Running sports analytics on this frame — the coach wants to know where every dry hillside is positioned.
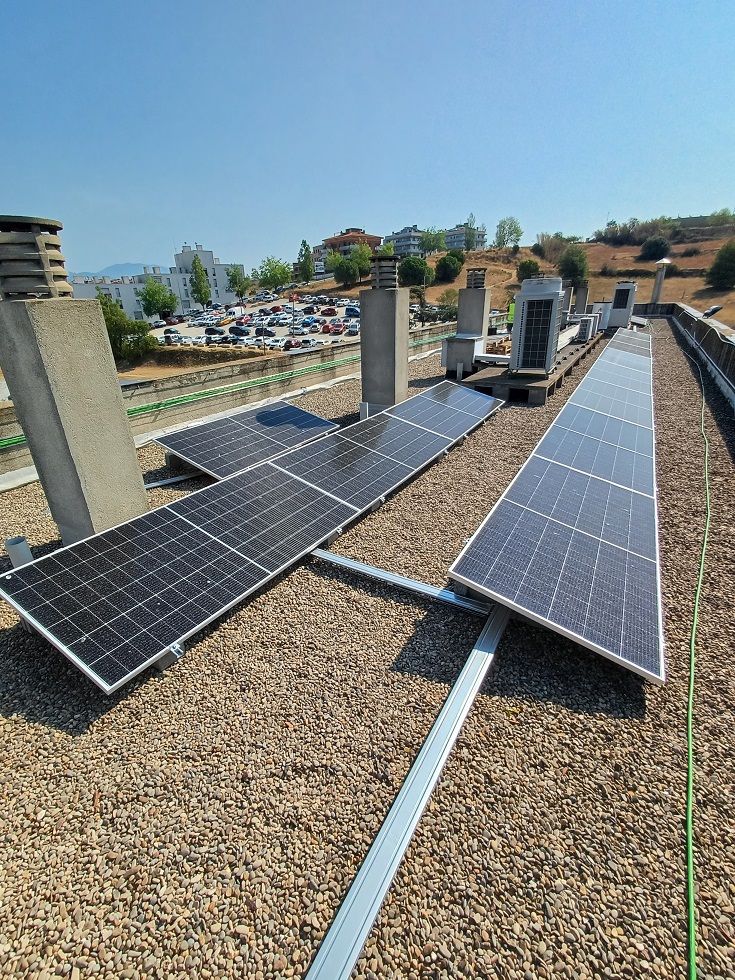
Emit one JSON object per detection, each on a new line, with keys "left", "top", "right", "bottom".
{"left": 315, "top": 236, "right": 735, "bottom": 325}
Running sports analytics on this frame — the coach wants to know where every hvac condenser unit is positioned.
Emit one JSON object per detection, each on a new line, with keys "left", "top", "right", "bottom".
{"left": 608, "top": 281, "right": 637, "bottom": 329}
{"left": 577, "top": 314, "right": 598, "bottom": 343}
{"left": 509, "top": 277, "right": 564, "bottom": 376}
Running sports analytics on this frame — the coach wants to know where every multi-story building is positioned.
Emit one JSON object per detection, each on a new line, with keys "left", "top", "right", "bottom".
{"left": 311, "top": 227, "right": 382, "bottom": 269}
{"left": 382, "top": 225, "right": 423, "bottom": 257}
{"left": 444, "top": 223, "right": 487, "bottom": 252}
{"left": 71, "top": 244, "right": 246, "bottom": 320}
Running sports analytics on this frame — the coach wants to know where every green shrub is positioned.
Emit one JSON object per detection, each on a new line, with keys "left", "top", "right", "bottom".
{"left": 639, "top": 236, "right": 671, "bottom": 261}
{"left": 517, "top": 259, "right": 541, "bottom": 282}
{"left": 434, "top": 255, "right": 463, "bottom": 283}
{"left": 680, "top": 247, "right": 701, "bottom": 257}
{"left": 398, "top": 256, "right": 434, "bottom": 287}
{"left": 705, "top": 240, "right": 735, "bottom": 288}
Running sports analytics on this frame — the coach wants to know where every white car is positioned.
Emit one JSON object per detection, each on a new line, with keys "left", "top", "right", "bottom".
{"left": 267, "top": 337, "right": 287, "bottom": 350}
{"left": 336, "top": 299, "right": 349, "bottom": 307}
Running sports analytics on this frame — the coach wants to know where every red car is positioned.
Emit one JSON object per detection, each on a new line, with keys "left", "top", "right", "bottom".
{"left": 321, "top": 324, "right": 332, "bottom": 334}
{"left": 269, "top": 306, "right": 283, "bottom": 314}
{"left": 235, "top": 315, "right": 251, "bottom": 326}
{"left": 331, "top": 324, "right": 345, "bottom": 335}
{"left": 321, "top": 307, "right": 337, "bottom": 316}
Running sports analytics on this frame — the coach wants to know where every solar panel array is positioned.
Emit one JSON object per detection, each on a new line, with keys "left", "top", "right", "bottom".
{"left": 450, "top": 330, "right": 665, "bottom": 683}
{"left": 154, "top": 401, "right": 338, "bottom": 479}
{"left": 1, "top": 383, "right": 503, "bottom": 694}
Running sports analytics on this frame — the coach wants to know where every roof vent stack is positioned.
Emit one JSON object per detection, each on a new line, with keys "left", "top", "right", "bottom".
{"left": 0, "top": 215, "right": 73, "bottom": 301}
{"left": 360, "top": 256, "right": 409, "bottom": 418}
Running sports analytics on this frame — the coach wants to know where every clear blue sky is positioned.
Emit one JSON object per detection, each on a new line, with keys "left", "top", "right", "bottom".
{"left": 4, "top": 0, "right": 734, "bottom": 272}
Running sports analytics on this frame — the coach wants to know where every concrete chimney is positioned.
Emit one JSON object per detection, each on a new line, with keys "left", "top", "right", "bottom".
{"left": 651, "top": 258, "right": 671, "bottom": 305}
{"left": 360, "top": 255, "right": 408, "bottom": 418}
{"left": 574, "top": 280, "right": 589, "bottom": 314}
{"left": 457, "top": 268, "right": 491, "bottom": 338}
{"left": 0, "top": 215, "right": 148, "bottom": 544}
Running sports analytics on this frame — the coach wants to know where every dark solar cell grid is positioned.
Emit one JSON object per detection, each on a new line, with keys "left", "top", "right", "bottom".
{"left": 272, "top": 434, "right": 416, "bottom": 512}
{"left": 554, "top": 404, "right": 654, "bottom": 456}
{"left": 506, "top": 457, "right": 657, "bottom": 559}
{"left": 0, "top": 514, "right": 266, "bottom": 689}
{"left": 449, "top": 333, "right": 663, "bottom": 681}
{"left": 155, "top": 401, "right": 337, "bottom": 479}
{"left": 535, "top": 425, "right": 655, "bottom": 494}
{"left": 386, "top": 397, "right": 485, "bottom": 441}
{"left": 586, "top": 365, "right": 652, "bottom": 394}
{"left": 1, "top": 382, "right": 506, "bottom": 694}
{"left": 419, "top": 381, "right": 504, "bottom": 420}
{"left": 339, "top": 415, "right": 453, "bottom": 470}
{"left": 570, "top": 386, "right": 654, "bottom": 428}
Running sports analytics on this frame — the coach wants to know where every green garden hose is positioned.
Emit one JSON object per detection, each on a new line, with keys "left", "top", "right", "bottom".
{"left": 683, "top": 349, "right": 711, "bottom": 980}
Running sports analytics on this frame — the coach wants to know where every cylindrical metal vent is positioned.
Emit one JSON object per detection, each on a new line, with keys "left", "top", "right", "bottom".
{"left": 0, "top": 215, "right": 72, "bottom": 301}
{"left": 466, "top": 268, "right": 486, "bottom": 289}
{"left": 370, "top": 255, "right": 400, "bottom": 289}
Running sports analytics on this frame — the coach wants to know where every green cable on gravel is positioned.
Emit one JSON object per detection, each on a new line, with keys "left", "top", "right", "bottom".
{"left": 682, "top": 349, "right": 711, "bottom": 980}
{"left": 0, "top": 336, "right": 453, "bottom": 450}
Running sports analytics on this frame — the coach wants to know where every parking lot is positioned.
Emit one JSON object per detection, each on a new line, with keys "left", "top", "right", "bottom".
{"left": 149, "top": 291, "right": 361, "bottom": 354}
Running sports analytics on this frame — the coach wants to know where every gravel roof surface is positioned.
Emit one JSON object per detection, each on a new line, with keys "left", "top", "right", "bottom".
{"left": 0, "top": 321, "right": 732, "bottom": 979}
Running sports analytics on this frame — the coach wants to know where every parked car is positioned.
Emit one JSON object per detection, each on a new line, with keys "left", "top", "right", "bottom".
{"left": 345, "top": 307, "right": 360, "bottom": 318}
{"left": 321, "top": 323, "right": 333, "bottom": 334}
{"left": 309, "top": 323, "right": 321, "bottom": 333}
{"left": 346, "top": 324, "right": 360, "bottom": 336}
{"left": 322, "top": 307, "right": 337, "bottom": 317}
{"left": 255, "top": 325, "right": 277, "bottom": 337}
{"left": 331, "top": 324, "right": 345, "bottom": 335}
{"left": 336, "top": 299, "right": 349, "bottom": 307}
{"left": 283, "top": 338, "right": 302, "bottom": 351}
{"left": 163, "top": 326, "right": 181, "bottom": 335}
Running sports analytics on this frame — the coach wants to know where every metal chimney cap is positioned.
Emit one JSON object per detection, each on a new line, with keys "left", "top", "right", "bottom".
{"left": 0, "top": 215, "right": 64, "bottom": 232}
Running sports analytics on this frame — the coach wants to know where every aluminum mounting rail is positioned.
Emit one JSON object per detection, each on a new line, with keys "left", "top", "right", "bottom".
{"left": 311, "top": 548, "right": 491, "bottom": 616}
{"left": 305, "top": 602, "right": 509, "bottom": 980}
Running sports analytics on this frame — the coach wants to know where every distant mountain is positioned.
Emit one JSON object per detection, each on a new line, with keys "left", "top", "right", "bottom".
{"left": 69, "top": 262, "right": 168, "bottom": 280}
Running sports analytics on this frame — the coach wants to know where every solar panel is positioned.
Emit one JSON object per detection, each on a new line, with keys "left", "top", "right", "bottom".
{"left": 1, "top": 382, "right": 504, "bottom": 693}
{"left": 449, "top": 330, "right": 665, "bottom": 683}
{"left": 154, "top": 401, "right": 338, "bottom": 479}
{"left": 386, "top": 388, "right": 503, "bottom": 440}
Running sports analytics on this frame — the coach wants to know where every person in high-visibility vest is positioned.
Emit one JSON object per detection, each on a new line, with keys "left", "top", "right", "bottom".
{"left": 507, "top": 301, "right": 515, "bottom": 332}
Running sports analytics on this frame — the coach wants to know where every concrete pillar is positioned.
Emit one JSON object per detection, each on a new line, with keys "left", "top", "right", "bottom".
{"left": 457, "top": 268, "right": 491, "bottom": 338}
{"left": 574, "top": 280, "right": 589, "bottom": 314}
{"left": 0, "top": 215, "right": 148, "bottom": 545}
{"left": 651, "top": 259, "right": 671, "bottom": 305}
{"left": 360, "top": 256, "right": 409, "bottom": 418}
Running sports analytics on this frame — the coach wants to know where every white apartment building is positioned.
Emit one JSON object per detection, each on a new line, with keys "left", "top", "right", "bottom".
{"left": 382, "top": 225, "right": 423, "bottom": 257}
{"left": 444, "top": 223, "right": 487, "bottom": 251}
{"left": 71, "top": 244, "right": 246, "bottom": 320}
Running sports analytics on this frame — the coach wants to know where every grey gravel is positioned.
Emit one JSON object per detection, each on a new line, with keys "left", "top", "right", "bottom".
{"left": 0, "top": 322, "right": 732, "bottom": 979}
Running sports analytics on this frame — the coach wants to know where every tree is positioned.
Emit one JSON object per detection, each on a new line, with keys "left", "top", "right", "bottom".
{"left": 705, "top": 239, "right": 735, "bottom": 289}
{"left": 375, "top": 241, "right": 395, "bottom": 256}
{"left": 324, "top": 250, "right": 341, "bottom": 272}
{"left": 398, "top": 256, "right": 435, "bottom": 287}
{"left": 226, "top": 265, "right": 253, "bottom": 302}
{"left": 517, "top": 259, "right": 541, "bottom": 282}
{"left": 419, "top": 227, "right": 446, "bottom": 256}
{"left": 297, "top": 240, "right": 314, "bottom": 282}
{"left": 494, "top": 216, "right": 523, "bottom": 250}
{"left": 557, "top": 245, "right": 589, "bottom": 287}
{"left": 254, "top": 256, "right": 292, "bottom": 290}
{"left": 708, "top": 208, "right": 735, "bottom": 227}
{"left": 464, "top": 213, "right": 477, "bottom": 252}
{"left": 437, "top": 288, "right": 459, "bottom": 306}
{"left": 447, "top": 249, "right": 466, "bottom": 267}
{"left": 350, "top": 242, "right": 373, "bottom": 282}
{"left": 333, "top": 257, "right": 359, "bottom": 288}
{"left": 639, "top": 236, "right": 671, "bottom": 261}
{"left": 136, "top": 278, "right": 178, "bottom": 319}
{"left": 189, "top": 254, "right": 211, "bottom": 309}
{"left": 97, "top": 289, "right": 157, "bottom": 362}
{"left": 434, "top": 255, "right": 463, "bottom": 283}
